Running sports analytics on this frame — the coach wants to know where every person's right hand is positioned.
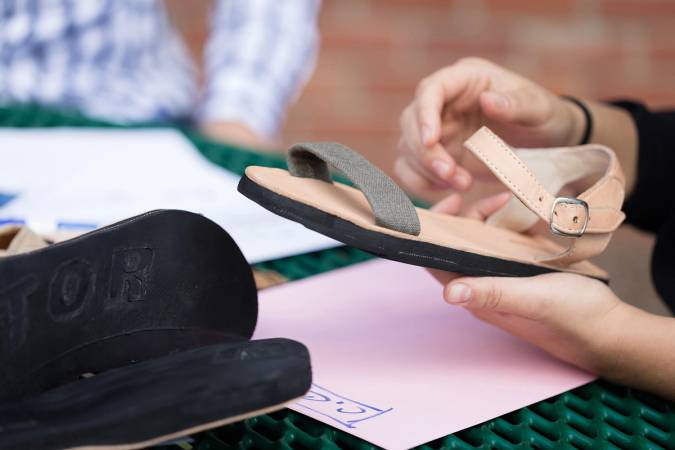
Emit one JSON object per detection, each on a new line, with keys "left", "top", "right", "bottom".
{"left": 396, "top": 57, "right": 587, "bottom": 195}
{"left": 426, "top": 192, "right": 629, "bottom": 377}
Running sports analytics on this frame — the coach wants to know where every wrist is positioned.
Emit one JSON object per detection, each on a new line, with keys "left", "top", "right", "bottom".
{"left": 586, "top": 302, "right": 639, "bottom": 381}
{"left": 559, "top": 97, "right": 588, "bottom": 147}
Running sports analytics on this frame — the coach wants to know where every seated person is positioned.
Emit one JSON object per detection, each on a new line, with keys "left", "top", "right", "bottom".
{"left": 0, "top": 0, "right": 320, "bottom": 148}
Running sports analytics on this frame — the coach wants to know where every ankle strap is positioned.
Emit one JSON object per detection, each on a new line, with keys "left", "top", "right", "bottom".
{"left": 464, "top": 127, "right": 625, "bottom": 266}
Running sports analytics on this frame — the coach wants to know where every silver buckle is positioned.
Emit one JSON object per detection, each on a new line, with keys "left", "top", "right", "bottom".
{"left": 550, "top": 197, "right": 589, "bottom": 238}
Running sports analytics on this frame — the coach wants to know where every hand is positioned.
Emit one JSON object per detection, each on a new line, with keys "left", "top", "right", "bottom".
{"left": 439, "top": 271, "right": 629, "bottom": 374}
{"left": 200, "top": 122, "right": 271, "bottom": 150}
{"left": 429, "top": 194, "right": 675, "bottom": 400}
{"left": 428, "top": 193, "right": 628, "bottom": 375}
{"left": 396, "top": 57, "right": 587, "bottom": 195}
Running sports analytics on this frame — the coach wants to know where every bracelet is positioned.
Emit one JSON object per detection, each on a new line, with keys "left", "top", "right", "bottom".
{"left": 561, "top": 95, "right": 593, "bottom": 145}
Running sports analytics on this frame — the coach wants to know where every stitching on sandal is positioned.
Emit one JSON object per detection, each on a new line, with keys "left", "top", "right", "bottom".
{"left": 467, "top": 129, "right": 547, "bottom": 218}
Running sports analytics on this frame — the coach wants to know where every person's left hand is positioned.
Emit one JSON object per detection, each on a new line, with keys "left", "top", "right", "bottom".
{"left": 429, "top": 193, "right": 630, "bottom": 375}
{"left": 200, "top": 121, "right": 271, "bottom": 150}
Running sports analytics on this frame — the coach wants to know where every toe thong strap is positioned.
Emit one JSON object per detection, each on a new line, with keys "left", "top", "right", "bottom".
{"left": 464, "top": 127, "right": 626, "bottom": 266}
{"left": 287, "top": 142, "right": 421, "bottom": 236}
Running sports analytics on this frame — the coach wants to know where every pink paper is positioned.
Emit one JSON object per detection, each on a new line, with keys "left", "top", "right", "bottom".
{"left": 254, "top": 260, "right": 595, "bottom": 449}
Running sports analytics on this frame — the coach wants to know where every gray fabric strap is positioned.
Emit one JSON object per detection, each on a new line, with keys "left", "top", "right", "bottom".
{"left": 287, "top": 142, "right": 421, "bottom": 236}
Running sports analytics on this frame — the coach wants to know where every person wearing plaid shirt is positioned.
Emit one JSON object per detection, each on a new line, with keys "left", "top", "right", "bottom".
{"left": 0, "top": 0, "right": 320, "bottom": 146}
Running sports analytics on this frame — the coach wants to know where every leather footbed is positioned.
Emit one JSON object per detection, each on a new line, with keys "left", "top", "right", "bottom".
{"left": 239, "top": 167, "right": 608, "bottom": 281}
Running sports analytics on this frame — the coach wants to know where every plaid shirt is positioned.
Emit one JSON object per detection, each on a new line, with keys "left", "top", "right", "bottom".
{"left": 0, "top": 0, "right": 320, "bottom": 138}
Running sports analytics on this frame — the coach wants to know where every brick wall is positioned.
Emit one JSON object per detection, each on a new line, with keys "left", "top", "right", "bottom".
{"left": 167, "top": 0, "right": 675, "bottom": 174}
{"left": 282, "top": 0, "right": 675, "bottom": 174}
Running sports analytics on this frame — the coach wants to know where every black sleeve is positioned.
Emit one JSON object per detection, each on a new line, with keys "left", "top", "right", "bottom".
{"left": 612, "top": 100, "right": 675, "bottom": 233}
{"left": 612, "top": 101, "right": 675, "bottom": 312}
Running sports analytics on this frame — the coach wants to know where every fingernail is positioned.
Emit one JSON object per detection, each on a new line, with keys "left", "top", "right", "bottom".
{"left": 422, "top": 123, "right": 434, "bottom": 145}
{"left": 446, "top": 283, "right": 472, "bottom": 304}
{"left": 454, "top": 172, "right": 470, "bottom": 189}
{"left": 431, "top": 160, "right": 452, "bottom": 180}
{"left": 490, "top": 93, "right": 509, "bottom": 110}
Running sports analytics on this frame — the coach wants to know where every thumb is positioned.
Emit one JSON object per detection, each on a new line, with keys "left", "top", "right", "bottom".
{"left": 444, "top": 275, "right": 552, "bottom": 319}
{"left": 479, "top": 87, "right": 551, "bottom": 127}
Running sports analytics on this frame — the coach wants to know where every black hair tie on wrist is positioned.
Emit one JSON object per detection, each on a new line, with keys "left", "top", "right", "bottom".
{"left": 561, "top": 95, "right": 593, "bottom": 145}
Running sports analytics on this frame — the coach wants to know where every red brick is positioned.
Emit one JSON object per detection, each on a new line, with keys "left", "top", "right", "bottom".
{"left": 598, "top": 0, "right": 675, "bottom": 16}
{"left": 163, "top": 0, "right": 673, "bottom": 171}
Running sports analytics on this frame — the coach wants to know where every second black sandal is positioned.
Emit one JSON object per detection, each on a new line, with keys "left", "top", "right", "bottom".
{"left": 0, "top": 338, "right": 311, "bottom": 450}
{"left": 0, "top": 209, "right": 257, "bottom": 402}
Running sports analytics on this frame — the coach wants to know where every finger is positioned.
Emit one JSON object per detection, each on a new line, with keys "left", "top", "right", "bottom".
{"left": 400, "top": 105, "right": 426, "bottom": 156}
{"left": 393, "top": 155, "right": 451, "bottom": 193}
{"left": 427, "top": 268, "right": 461, "bottom": 286}
{"left": 479, "top": 87, "right": 551, "bottom": 127}
{"left": 414, "top": 66, "right": 474, "bottom": 147}
{"left": 464, "top": 191, "right": 511, "bottom": 221}
{"left": 468, "top": 308, "right": 518, "bottom": 329}
{"left": 443, "top": 275, "right": 555, "bottom": 319}
{"left": 418, "top": 143, "right": 475, "bottom": 190}
{"left": 430, "top": 193, "right": 462, "bottom": 215}
{"left": 393, "top": 156, "right": 434, "bottom": 193}
{"left": 419, "top": 143, "right": 458, "bottom": 185}
{"left": 451, "top": 165, "right": 473, "bottom": 191}
{"left": 468, "top": 308, "right": 540, "bottom": 342}
{"left": 400, "top": 109, "right": 460, "bottom": 186}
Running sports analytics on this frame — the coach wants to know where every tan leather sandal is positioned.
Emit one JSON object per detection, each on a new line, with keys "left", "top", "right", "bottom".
{"left": 238, "top": 127, "right": 625, "bottom": 281}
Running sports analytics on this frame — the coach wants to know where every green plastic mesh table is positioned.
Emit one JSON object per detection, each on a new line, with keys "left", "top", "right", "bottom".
{"left": 1, "top": 104, "right": 673, "bottom": 450}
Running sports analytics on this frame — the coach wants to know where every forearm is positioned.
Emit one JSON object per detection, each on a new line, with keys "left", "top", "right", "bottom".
{"left": 200, "top": 0, "right": 320, "bottom": 139}
{"left": 567, "top": 99, "right": 639, "bottom": 194}
{"left": 597, "top": 303, "right": 675, "bottom": 401}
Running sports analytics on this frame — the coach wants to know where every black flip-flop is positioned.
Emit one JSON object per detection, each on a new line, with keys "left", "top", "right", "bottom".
{"left": 0, "top": 338, "right": 311, "bottom": 450}
{"left": 0, "top": 209, "right": 257, "bottom": 402}
{"left": 238, "top": 127, "right": 627, "bottom": 281}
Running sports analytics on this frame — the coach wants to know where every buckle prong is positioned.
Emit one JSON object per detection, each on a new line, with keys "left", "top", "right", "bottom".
{"left": 550, "top": 197, "right": 589, "bottom": 238}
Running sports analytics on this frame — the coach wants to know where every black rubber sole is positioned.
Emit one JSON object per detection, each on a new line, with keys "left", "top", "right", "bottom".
{"left": 0, "top": 210, "right": 257, "bottom": 402}
{"left": 0, "top": 338, "right": 311, "bottom": 450}
{"left": 238, "top": 174, "right": 574, "bottom": 279}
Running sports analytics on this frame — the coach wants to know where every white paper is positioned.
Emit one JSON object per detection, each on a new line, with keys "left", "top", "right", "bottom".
{"left": 0, "top": 128, "right": 338, "bottom": 263}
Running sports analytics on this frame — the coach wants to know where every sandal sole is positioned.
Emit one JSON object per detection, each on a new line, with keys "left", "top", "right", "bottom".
{"left": 239, "top": 174, "right": 573, "bottom": 279}
{"left": 0, "top": 210, "right": 257, "bottom": 401}
{"left": 0, "top": 339, "right": 311, "bottom": 450}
